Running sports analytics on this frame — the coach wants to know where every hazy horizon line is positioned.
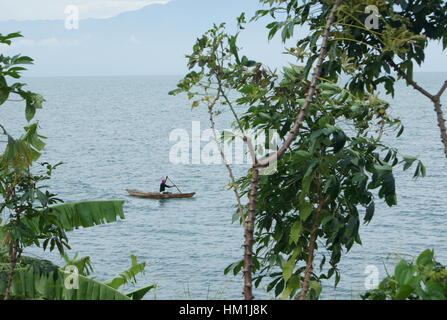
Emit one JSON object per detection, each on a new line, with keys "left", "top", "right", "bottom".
{"left": 21, "top": 71, "right": 447, "bottom": 79}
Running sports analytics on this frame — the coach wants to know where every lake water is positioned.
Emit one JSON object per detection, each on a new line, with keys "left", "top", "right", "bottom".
{"left": 1, "top": 73, "right": 446, "bottom": 300}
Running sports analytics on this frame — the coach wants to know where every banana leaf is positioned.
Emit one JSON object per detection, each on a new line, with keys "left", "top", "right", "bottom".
{"left": 0, "top": 266, "right": 131, "bottom": 300}
{"left": 48, "top": 200, "right": 126, "bottom": 231}
{"left": 19, "top": 200, "right": 126, "bottom": 235}
{"left": 126, "top": 284, "right": 157, "bottom": 300}
{"left": 1, "top": 252, "right": 155, "bottom": 300}
{"left": 104, "top": 254, "right": 145, "bottom": 290}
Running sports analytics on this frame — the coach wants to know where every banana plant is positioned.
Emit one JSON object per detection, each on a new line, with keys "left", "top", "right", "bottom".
{"left": 0, "top": 199, "right": 127, "bottom": 252}
{"left": 0, "top": 249, "right": 157, "bottom": 300}
{"left": 0, "top": 32, "right": 155, "bottom": 300}
{"left": 0, "top": 199, "right": 159, "bottom": 300}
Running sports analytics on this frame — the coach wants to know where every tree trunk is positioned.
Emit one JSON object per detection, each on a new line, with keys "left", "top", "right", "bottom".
{"left": 240, "top": 0, "right": 342, "bottom": 300}
{"left": 4, "top": 239, "right": 18, "bottom": 300}
{"left": 299, "top": 198, "right": 326, "bottom": 300}
{"left": 243, "top": 168, "right": 260, "bottom": 300}
{"left": 433, "top": 82, "right": 447, "bottom": 156}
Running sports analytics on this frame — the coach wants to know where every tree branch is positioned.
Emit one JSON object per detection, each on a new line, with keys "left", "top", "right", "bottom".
{"left": 435, "top": 80, "right": 447, "bottom": 100}
{"left": 387, "top": 58, "right": 447, "bottom": 157}
{"left": 244, "top": 136, "right": 258, "bottom": 165}
{"left": 386, "top": 58, "right": 434, "bottom": 100}
{"left": 207, "top": 96, "right": 246, "bottom": 226}
{"left": 256, "top": 0, "right": 342, "bottom": 168}
{"left": 299, "top": 196, "right": 328, "bottom": 300}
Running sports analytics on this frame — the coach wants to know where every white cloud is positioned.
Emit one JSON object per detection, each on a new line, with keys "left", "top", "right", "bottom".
{"left": 0, "top": 0, "right": 170, "bottom": 21}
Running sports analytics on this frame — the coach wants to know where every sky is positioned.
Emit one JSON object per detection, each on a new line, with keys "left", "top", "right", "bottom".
{"left": 0, "top": 0, "right": 170, "bottom": 20}
{"left": 0, "top": 0, "right": 445, "bottom": 77}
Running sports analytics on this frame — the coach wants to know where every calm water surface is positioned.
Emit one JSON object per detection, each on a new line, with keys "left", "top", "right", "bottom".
{"left": 1, "top": 74, "right": 446, "bottom": 299}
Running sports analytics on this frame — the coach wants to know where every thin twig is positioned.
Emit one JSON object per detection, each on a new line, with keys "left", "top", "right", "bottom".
{"left": 208, "top": 96, "right": 246, "bottom": 225}
{"left": 435, "top": 80, "right": 447, "bottom": 99}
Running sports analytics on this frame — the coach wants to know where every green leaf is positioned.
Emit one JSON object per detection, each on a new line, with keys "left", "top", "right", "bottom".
{"left": 191, "top": 100, "right": 200, "bottom": 110}
{"left": 22, "top": 123, "right": 46, "bottom": 151}
{"left": 282, "top": 258, "right": 296, "bottom": 284}
{"left": 364, "top": 202, "right": 375, "bottom": 224}
{"left": 289, "top": 221, "right": 302, "bottom": 244}
{"left": 294, "top": 150, "right": 312, "bottom": 162}
{"left": 0, "top": 265, "right": 131, "bottom": 300}
{"left": 308, "top": 281, "right": 323, "bottom": 300}
{"left": 35, "top": 189, "right": 48, "bottom": 206}
{"left": 321, "top": 215, "right": 332, "bottom": 226}
{"left": 395, "top": 284, "right": 414, "bottom": 300}
{"left": 52, "top": 200, "right": 125, "bottom": 231}
{"left": 275, "top": 279, "right": 285, "bottom": 297}
{"left": 415, "top": 249, "right": 434, "bottom": 267}
{"left": 104, "top": 255, "right": 146, "bottom": 290}
{"left": 395, "top": 261, "right": 412, "bottom": 286}
{"left": 16, "top": 201, "right": 126, "bottom": 240}
{"left": 25, "top": 102, "right": 35, "bottom": 122}
{"left": 301, "top": 176, "right": 312, "bottom": 196}
{"left": 229, "top": 35, "right": 240, "bottom": 63}
{"left": 373, "top": 164, "right": 393, "bottom": 182}
{"left": 126, "top": 284, "right": 157, "bottom": 300}
{"left": 419, "top": 162, "right": 426, "bottom": 177}
{"left": 323, "top": 175, "right": 339, "bottom": 199}
{"left": 168, "top": 88, "right": 182, "bottom": 96}
{"left": 320, "top": 82, "right": 342, "bottom": 93}
{"left": 282, "top": 249, "right": 299, "bottom": 284}
{"left": 259, "top": 112, "right": 272, "bottom": 121}
{"left": 299, "top": 202, "right": 313, "bottom": 221}
{"left": 397, "top": 125, "right": 405, "bottom": 138}
{"left": 424, "top": 280, "right": 445, "bottom": 300}
{"left": 13, "top": 56, "right": 34, "bottom": 65}
{"left": 382, "top": 173, "right": 396, "bottom": 206}
{"left": 280, "top": 286, "right": 293, "bottom": 300}
{"left": 0, "top": 76, "right": 10, "bottom": 105}
{"left": 232, "top": 210, "right": 241, "bottom": 224}
{"left": 321, "top": 90, "right": 335, "bottom": 98}
{"left": 403, "top": 155, "right": 417, "bottom": 171}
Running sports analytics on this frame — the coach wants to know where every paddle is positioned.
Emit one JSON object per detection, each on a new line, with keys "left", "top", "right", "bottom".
{"left": 167, "top": 176, "right": 182, "bottom": 194}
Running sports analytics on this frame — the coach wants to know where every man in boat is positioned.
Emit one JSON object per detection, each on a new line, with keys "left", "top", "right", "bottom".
{"left": 160, "top": 178, "right": 174, "bottom": 194}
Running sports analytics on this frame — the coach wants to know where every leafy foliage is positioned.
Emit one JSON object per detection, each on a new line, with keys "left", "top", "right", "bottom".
{"left": 61, "top": 252, "right": 94, "bottom": 276}
{"left": 0, "top": 249, "right": 156, "bottom": 300}
{"left": 0, "top": 33, "right": 44, "bottom": 119}
{"left": 362, "top": 250, "right": 447, "bottom": 300}
{"left": 44, "top": 200, "right": 126, "bottom": 232}
{"left": 172, "top": 3, "right": 428, "bottom": 299}
{"left": 0, "top": 32, "right": 154, "bottom": 300}
{"left": 104, "top": 254, "right": 146, "bottom": 289}
{"left": 255, "top": 0, "right": 447, "bottom": 97}
{"left": 0, "top": 163, "right": 125, "bottom": 256}
{"left": 0, "top": 163, "right": 69, "bottom": 256}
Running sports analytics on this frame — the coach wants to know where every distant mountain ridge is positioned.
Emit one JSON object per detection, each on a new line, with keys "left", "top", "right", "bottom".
{"left": 0, "top": 0, "right": 282, "bottom": 76}
{"left": 0, "top": 0, "right": 444, "bottom": 76}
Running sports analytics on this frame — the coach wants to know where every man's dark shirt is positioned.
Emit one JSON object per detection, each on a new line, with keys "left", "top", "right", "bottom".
{"left": 160, "top": 182, "right": 173, "bottom": 193}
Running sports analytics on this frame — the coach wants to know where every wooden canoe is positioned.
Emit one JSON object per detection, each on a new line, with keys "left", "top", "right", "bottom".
{"left": 126, "top": 189, "right": 195, "bottom": 199}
